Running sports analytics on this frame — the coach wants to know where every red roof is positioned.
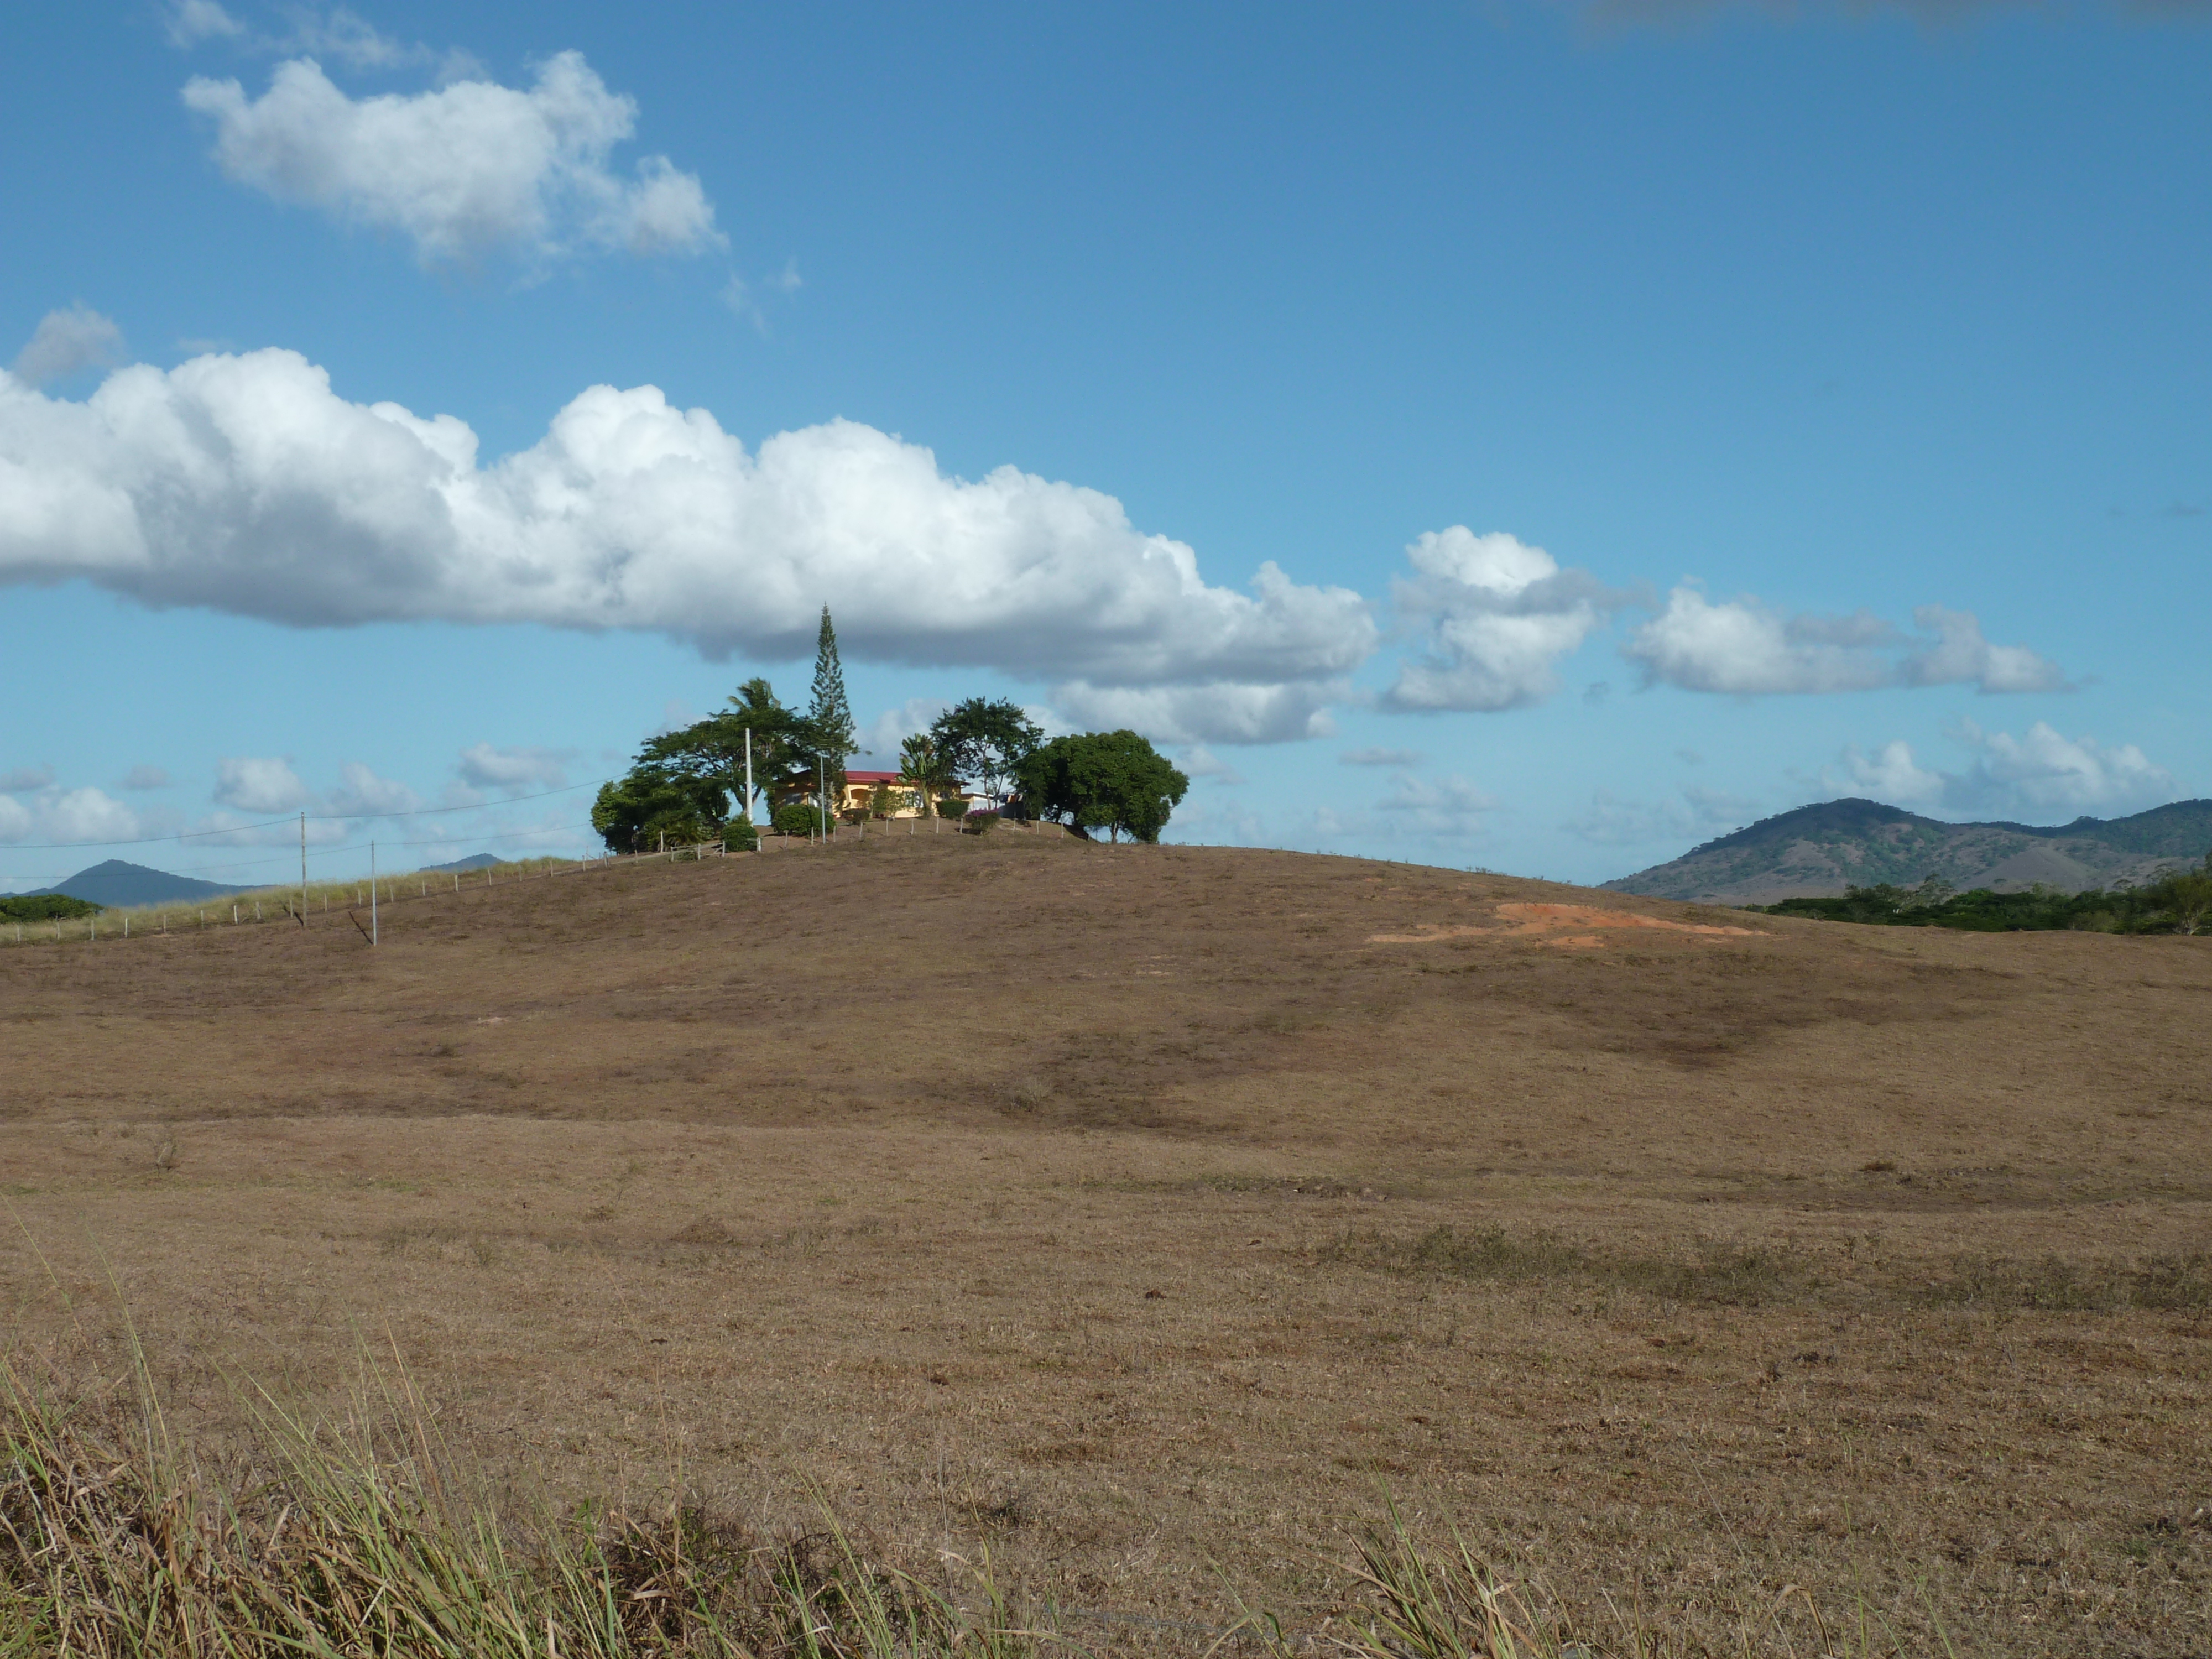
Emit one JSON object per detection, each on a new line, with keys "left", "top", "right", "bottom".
{"left": 846, "top": 770, "right": 903, "bottom": 784}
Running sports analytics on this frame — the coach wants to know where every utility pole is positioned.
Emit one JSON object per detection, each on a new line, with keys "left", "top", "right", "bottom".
{"left": 369, "top": 840, "right": 379, "bottom": 946}
{"left": 818, "top": 757, "right": 827, "bottom": 845}
{"left": 299, "top": 810, "right": 307, "bottom": 925}
{"left": 744, "top": 727, "right": 755, "bottom": 848}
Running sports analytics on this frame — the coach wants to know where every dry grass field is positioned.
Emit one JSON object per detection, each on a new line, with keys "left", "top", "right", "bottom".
{"left": 2, "top": 825, "right": 2208, "bottom": 1654}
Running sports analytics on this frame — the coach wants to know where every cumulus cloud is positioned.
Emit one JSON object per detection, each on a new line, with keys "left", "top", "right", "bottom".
{"left": 1050, "top": 680, "right": 1343, "bottom": 745}
{"left": 0, "top": 786, "right": 146, "bottom": 847}
{"left": 1832, "top": 722, "right": 2174, "bottom": 819}
{"left": 1339, "top": 747, "right": 1425, "bottom": 768}
{"left": 1383, "top": 529, "right": 1618, "bottom": 712}
{"left": 1373, "top": 773, "right": 1499, "bottom": 839}
{"left": 0, "top": 348, "right": 1374, "bottom": 744}
{"left": 213, "top": 756, "right": 310, "bottom": 813}
{"left": 11, "top": 306, "right": 126, "bottom": 387}
{"left": 1624, "top": 588, "right": 2067, "bottom": 696}
{"left": 211, "top": 755, "right": 419, "bottom": 817}
{"left": 327, "top": 760, "right": 422, "bottom": 816}
{"left": 181, "top": 51, "right": 720, "bottom": 264}
{"left": 1179, "top": 745, "right": 1245, "bottom": 784}
{"left": 2, "top": 765, "right": 55, "bottom": 793}
{"left": 121, "top": 765, "right": 173, "bottom": 791}
{"left": 456, "top": 743, "right": 573, "bottom": 793}
{"left": 1564, "top": 785, "right": 1757, "bottom": 847}
{"left": 1833, "top": 739, "right": 1948, "bottom": 809}
{"left": 857, "top": 699, "right": 949, "bottom": 761}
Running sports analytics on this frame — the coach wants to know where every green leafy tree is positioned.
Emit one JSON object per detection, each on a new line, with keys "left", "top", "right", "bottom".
{"left": 596, "top": 677, "right": 832, "bottom": 851}
{"left": 0, "top": 894, "right": 102, "bottom": 921}
{"left": 591, "top": 765, "right": 727, "bottom": 853}
{"left": 2142, "top": 851, "right": 2212, "bottom": 936}
{"left": 1016, "top": 729, "right": 1189, "bottom": 844}
{"left": 807, "top": 606, "right": 859, "bottom": 802}
{"left": 930, "top": 697, "right": 1043, "bottom": 810}
{"left": 897, "top": 732, "right": 960, "bottom": 821}
{"left": 718, "top": 677, "right": 815, "bottom": 818}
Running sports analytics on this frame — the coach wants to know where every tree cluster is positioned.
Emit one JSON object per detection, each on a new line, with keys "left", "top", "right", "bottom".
{"left": 592, "top": 608, "right": 863, "bottom": 853}
{"left": 0, "top": 894, "right": 101, "bottom": 922}
{"left": 1014, "top": 729, "right": 1188, "bottom": 844}
{"left": 1754, "top": 853, "right": 2212, "bottom": 935}
{"left": 591, "top": 611, "right": 1192, "bottom": 849}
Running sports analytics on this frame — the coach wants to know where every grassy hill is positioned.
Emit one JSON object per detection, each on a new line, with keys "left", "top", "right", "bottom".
{"left": 1, "top": 827, "right": 2204, "bottom": 1653}
{"left": 1605, "top": 795, "right": 2212, "bottom": 904}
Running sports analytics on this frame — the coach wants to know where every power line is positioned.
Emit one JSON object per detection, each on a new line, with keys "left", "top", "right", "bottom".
{"left": 161, "top": 823, "right": 599, "bottom": 877}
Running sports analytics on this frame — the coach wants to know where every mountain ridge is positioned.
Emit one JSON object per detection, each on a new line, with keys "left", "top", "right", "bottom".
{"left": 1604, "top": 797, "right": 2212, "bottom": 905}
{"left": 25, "top": 859, "right": 253, "bottom": 907}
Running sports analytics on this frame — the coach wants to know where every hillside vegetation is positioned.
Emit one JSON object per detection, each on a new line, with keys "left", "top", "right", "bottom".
{"left": 1, "top": 831, "right": 2206, "bottom": 1655}
{"left": 1609, "top": 795, "right": 2212, "bottom": 904}
{"left": 1756, "top": 856, "right": 2212, "bottom": 934}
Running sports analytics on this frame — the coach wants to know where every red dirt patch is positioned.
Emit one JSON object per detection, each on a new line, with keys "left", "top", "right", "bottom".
{"left": 1368, "top": 902, "right": 1762, "bottom": 948}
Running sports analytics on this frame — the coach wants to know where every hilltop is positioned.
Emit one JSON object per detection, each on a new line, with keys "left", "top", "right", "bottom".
{"left": 1, "top": 829, "right": 2205, "bottom": 1652}
{"left": 24, "top": 857, "right": 252, "bottom": 907}
{"left": 1605, "top": 795, "right": 2212, "bottom": 905}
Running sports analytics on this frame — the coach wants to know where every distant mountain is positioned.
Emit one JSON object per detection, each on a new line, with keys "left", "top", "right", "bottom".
{"left": 418, "top": 853, "right": 501, "bottom": 873}
{"left": 27, "top": 859, "right": 253, "bottom": 907}
{"left": 1604, "top": 798, "right": 2212, "bottom": 906}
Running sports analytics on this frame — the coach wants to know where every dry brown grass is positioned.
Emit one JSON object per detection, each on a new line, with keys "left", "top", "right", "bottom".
{"left": 1, "top": 827, "right": 2208, "bottom": 1653}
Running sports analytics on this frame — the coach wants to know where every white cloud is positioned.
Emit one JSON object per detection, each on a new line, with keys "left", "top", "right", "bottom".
{"left": 858, "top": 699, "right": 948, "bottom": 761}
{"left": 1050, "top": 681, "right": 1342, "bottom": 745}
{"left": 214, "top": 755, "right": 310, "bottom": 813}
{"left": 327, "top": 760, "right": 421, "bottom": 816}
{"left": 0, "top": 786, "right": 145, "bottom": 847}
{"left": 280, "top": 7, "right": 422, "bottom": 71}
{"left": 1564, "top": 785, "right": 1758, "bottom": 847}
{"left": 1624, "top": 588, "right": 2067, "bottom": 696}
{"left": 121, "top": 765, "right": 173, "bottom": 791}
{"left": 0, "top": 348, "right": 1375, "bottom": 738}
{"left": 1899, "top": 606, "right": 2071, "bottom": 695}
{"left": 1384, "top": 528, "right": 1615, "bottom": 712}
{"left": 210, "top": 755, "right": 422, "bottom": 823}
{"left": 164, "top": 0, "right": 244, "bottom": 48}
{"left": 456, "top": 742, "right": 573, "bottom": 792}
{"left": 1372, "top": 772, "right": 1499, "bottom": 839}
{"left": 181, "top": 52, "right": 721, "bottom": 265}
{"left": 12, "top": 306, "right": 126, "bottom": 387}
{"left": 1833, "top": 738, "right": 1948, "bottom": 810}
{"left": 1832, "top": 722, "right": 2174, "bottom": 820}
{"left": 1339, "top": 747, "right": 1424, "bottom": 768}
{"left": 2, "top": 765, "right": 55, "bottom": 792}
{"left": 1178, "top": 745, "right": 1245, "bottom": 784}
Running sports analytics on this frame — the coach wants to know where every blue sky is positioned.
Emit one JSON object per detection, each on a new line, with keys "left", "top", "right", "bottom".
{"left": 2, "top": 0, "right": 2206, "bottom": 890}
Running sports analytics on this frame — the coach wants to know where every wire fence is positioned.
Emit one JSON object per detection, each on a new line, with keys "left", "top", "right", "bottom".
{"left": 0, "top": 814, "right": 960, "bottom": 952}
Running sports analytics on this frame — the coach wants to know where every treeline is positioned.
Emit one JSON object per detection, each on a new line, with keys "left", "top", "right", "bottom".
{"left": 591, "top": 607, "right": 1188, "bottom": 852}
{"left": 0, "top": 894, "right": 101, "bottom": 922}
{"left": 1754, "top": 856, "right": 2212, "bottom": 935}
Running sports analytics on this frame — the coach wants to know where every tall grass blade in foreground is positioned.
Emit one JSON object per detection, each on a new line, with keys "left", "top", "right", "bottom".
{"left": 0, "top": 1353, "right": 1052, "bottom": 1657}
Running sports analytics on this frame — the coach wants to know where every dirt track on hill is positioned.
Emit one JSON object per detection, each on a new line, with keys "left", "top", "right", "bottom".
{"left": 2, "top": 829, "right": 2208, "bottom": 1653}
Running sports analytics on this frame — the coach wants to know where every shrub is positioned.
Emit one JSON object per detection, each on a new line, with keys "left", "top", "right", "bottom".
{"left": 723, "top": 817, "right": 760, "bottom": 852}
{"left": 0, "top": 894, "right": 101, "bottom": 921}
{"left": 773, "top": 802, "right": 827, "bottom": 838}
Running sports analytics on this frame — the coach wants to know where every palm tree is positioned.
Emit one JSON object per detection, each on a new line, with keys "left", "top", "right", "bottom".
{"left": 898, "top": 733, "right": 960, "bottom": 828}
